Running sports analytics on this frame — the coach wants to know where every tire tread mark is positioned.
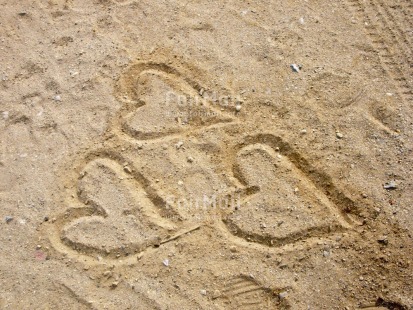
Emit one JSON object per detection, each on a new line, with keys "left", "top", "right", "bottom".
{"left": 344, "top": 0, "right": 412, "bottom": 104}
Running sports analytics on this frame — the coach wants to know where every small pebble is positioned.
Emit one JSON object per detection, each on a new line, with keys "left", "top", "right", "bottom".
{"left": 323, "top": 250, "right": 330, "bottom": 257}
{"left": 2, "top": 111, "right": 9, "bottom": 119}
{"left": 212, "top": 289, "right": 221, "bottom": 299}
{"left": 384, "top": 181, "right": 397, "bottom": 190}
{"left": 5, "top": 216, "right": 13, "bottom": 223}
{"left": 175, "top": 141, "right": 184, "bottom": 149}
{"left": 300, "top": 129, "right": 307, "bottom": 134}
{"left": 200, "top": 289, "right": 207, "bottom": 296}
{"left": 336, "top": 132, "right": 343, "bottom": 139}
{"left": 230, "top": 246, "right": 237, "bottom": 253}
{"left": 111, "top": 281, "right": 119, "bottom": 288}
{"left": 279, "top": 291, "right": 288, "bottom": 299}
{"left": 53, "top": 95, "right": 62, "bottom": 102}
{"left": 235, "top": 104, "right": 242, "bottom": 112}
{"left": 123, "top": 166, "right": 132, "bottom": 174}
{"left": 137, "top": 143, "right": 143, "bottom": 149}
{"left": 163, "top": 259, "right": 169, "bottom": 267}
{"left": 377, "top": 236, "right": 388, "bottom": 245}
{"left": 187, "top": 156, "right": 194, "bottom": 163}
{"left": 290, "top": 64, "right": 301, "bottom": 73}
{"left": 178, "top": 180, "right": 184, "bottom": 186}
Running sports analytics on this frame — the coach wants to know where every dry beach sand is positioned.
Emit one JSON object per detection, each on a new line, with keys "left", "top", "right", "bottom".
{"left": 0, "top": 0, "right": 412, "bottom": 309}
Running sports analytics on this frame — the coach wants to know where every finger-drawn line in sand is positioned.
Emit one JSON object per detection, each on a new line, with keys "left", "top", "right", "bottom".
{"left": 46, "top": 60, "right": 236, "bottom": 264}
{"left": 46, "top": 61, "right": 361, "bottom": 265}
{"left": 215, "top": 275, "right": 291, "bottom": 309}
{"left": 58, "top": 282, "right": 95, "bottom": 310}
{"left": 60, "top": 157, "right": 177, "bottom": 258}
{"left": 217, "top": 134, "right": 357, "bottom": 249}
{"left": 48, "top": 148, "right": 209, "bottom": 264}
{"left": 345, "top": 0, "right": 412, "bottom": 103}
{"left": 113, "top": 61, "right": 237, "bottom": 143}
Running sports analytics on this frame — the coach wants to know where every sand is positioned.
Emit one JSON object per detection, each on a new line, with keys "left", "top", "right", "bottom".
{"left": 0, "top": 0, "right": 412, "bottom": 309}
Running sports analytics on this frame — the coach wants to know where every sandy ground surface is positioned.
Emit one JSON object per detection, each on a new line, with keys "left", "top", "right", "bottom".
{"left": 1, "top": 0, "right": 412, "bottom": 309}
